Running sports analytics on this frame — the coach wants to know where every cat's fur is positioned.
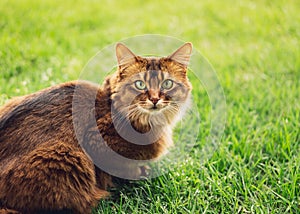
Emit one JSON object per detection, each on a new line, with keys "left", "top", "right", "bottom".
{"left": 0, "top": 42, "right": 192, "bottom": 213}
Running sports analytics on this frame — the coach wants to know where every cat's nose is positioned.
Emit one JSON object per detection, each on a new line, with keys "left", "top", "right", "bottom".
{"left": 150, "top": 97, "right": 159, "bottom": 105}
{"left": 148, "top": 89, "right": 160, "bottom": 106}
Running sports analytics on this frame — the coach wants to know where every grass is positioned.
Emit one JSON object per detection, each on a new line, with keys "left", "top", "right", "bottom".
{"left": 0, "top": 0, "right": 299, "bottom": 213}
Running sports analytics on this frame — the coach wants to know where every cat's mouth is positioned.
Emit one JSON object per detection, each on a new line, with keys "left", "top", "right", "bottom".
{"left": 142, "top": 100, "right": 167, "bottom": 111}
{"left": 150, "top": 102, "right": 160, "bottom": 110}
{"left": 149, "top": 106, "right": 160, "bottom": 112}
{"left": 142, "top": 105, "right": 162, "bottom": 112}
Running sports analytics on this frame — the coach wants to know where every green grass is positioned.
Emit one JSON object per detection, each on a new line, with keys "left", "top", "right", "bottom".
{"left": 0, "top": 0, "right": 299, "bottom": 213}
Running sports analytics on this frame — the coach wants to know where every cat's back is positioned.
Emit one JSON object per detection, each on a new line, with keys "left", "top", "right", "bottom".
{"left": 0, "top": 80, "right": 103, "bottom": 161}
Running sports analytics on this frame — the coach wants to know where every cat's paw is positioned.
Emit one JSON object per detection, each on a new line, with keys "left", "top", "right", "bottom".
{"left": 96, "top": 170, "right": 115, "bottom": 190}
{"left": 139, "top": 165, "right": 151, "bottom": 178}
{"left": 111, "top": 164, "right": 151, "bottom": 180}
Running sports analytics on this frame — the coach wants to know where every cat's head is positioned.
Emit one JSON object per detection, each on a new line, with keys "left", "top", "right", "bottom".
{"left": 110, "top": 42, "right": 192, "bottom": 129}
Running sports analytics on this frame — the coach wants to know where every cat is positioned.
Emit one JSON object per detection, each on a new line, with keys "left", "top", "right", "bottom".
{"left": 0, "top": 42, "right": 193, "bottom": 214}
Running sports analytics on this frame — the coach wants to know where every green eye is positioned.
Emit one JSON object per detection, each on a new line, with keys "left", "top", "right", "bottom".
{"left": 162, "top": 79, "right": 173, "bottom": 89}
{"left": 135, "top": 80, "right": 146, "bottom": 90}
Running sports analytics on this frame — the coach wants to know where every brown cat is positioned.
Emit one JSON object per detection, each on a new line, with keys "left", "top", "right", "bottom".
{"left": 0, "top": 42, "right": 192, "bottom": 213}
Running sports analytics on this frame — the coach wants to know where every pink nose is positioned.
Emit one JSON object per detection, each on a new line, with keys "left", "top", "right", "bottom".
{"left": 150, "top": 97, "right": 159, "bottom": 105}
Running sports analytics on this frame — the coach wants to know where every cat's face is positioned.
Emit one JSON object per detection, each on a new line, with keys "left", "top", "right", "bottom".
{"left": 111, "top": 43, "right": 192, "bottom": 128}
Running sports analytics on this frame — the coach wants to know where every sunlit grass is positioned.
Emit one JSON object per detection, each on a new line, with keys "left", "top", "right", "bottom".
{"left": 0, "top": 0, "right": 299, "bottom": 213}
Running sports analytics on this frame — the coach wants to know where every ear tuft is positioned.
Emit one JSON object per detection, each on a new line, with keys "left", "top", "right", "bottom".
{"left": 168, "top": 42, "right": 193, "bottom": 67}
{"left": 115, "top": 43, "right": 137, "bottom": 67}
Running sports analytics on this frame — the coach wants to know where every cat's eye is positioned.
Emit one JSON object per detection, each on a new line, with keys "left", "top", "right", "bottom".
{"left": 135, "top": 80, "right": 146, "bottom": 90}
{"left": 161, "top": 79, "right": 173, "bottom": 89}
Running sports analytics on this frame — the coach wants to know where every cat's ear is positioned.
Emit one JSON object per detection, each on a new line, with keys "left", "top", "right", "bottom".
{"left": 168, "top": 42, "right": 193, "bottom": 67}
{"left": 115, "top": 43, "right": 137, "bottom": 67}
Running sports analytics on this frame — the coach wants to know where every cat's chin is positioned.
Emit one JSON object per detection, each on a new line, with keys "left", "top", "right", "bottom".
{"left": 141, "top": 106, "right": 165, "bottom": 114}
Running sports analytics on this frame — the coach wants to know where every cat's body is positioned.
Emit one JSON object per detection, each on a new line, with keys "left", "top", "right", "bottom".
{"left": 0, "top": 43, "right": 192, "bottom": 213}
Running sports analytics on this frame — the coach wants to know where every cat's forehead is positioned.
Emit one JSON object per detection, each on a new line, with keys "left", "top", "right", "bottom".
{"left": 136, "top": 69, "right": 170, "bottom": 82}
{"left": 144, "top": 57, "right": 162, "bottom": 71}
{"left": 118, "top": 55, "right": 187, "bottom": 81}
{"left": 140, "top": 56, "right": 183, "bottom": 73}
{"left": 142, "top": 56, "right": 186, "bottom": 78}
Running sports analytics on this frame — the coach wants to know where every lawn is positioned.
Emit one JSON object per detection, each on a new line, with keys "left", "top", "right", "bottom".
{"left": 0, "top": 0, "right": 299, "bottom": 213}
